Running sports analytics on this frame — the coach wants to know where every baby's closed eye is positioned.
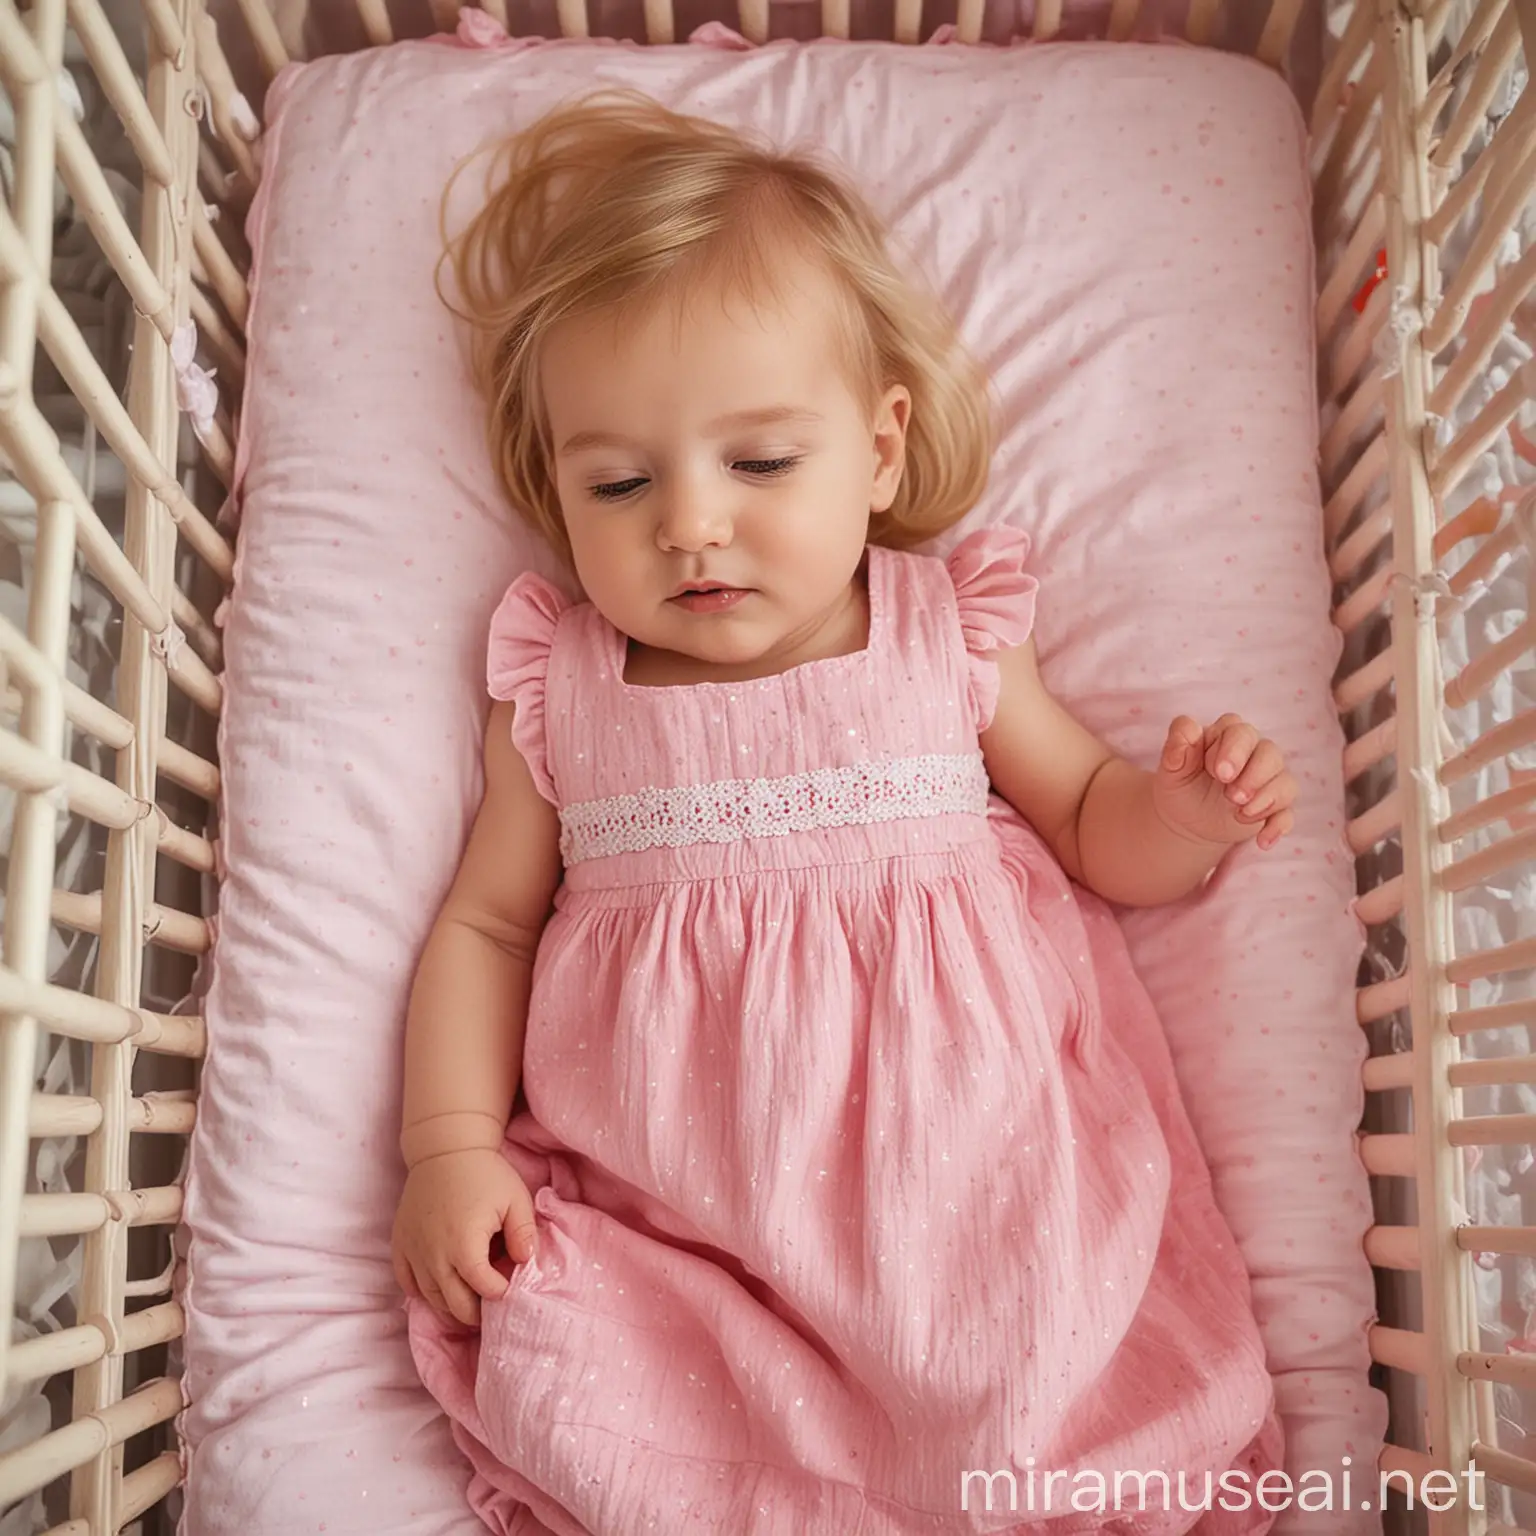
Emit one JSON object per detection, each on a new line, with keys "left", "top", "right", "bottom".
{"left": 732, "top": 455, "right": 801, "bottom": 477}
{"left": 589, "top": 475, "right": 650, "bottom": 501}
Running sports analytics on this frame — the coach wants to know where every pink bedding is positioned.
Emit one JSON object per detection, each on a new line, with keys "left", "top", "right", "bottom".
{"left": 180, "top": 22, "right": 1385, "bottom": 1534}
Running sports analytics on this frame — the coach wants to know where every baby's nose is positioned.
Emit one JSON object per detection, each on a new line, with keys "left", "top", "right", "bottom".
{"left": 657, "top": 484, "right": 731, "bottom": 551}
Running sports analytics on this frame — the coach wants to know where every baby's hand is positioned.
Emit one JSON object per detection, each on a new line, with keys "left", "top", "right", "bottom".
{"left": 1153, "top": 714, "right": 1296, "bottom": 852}
{"left": 392, "top": 1148, "right": 539, "bottom": 1327}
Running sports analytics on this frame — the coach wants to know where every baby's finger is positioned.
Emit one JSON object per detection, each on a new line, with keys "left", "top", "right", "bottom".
{"left": 1160, "top": 715, "right": 1204, "bottom": 777}
{"left": 417, "top": 1272, "right": 455, "bottom": 1321}
{"left": 1239, "top": 771, "right": 1297, "bottom": 822}
{"left": 1204, "top": 719, "right": 1258, "bottom": 784}
{"left": 504, "top": 1218, "right": 539, "bottom": 1265}
{"left": 1201, "top": 712, "right": 1242, "bottom": 753}
{"left": 1228, "top": 740, "right": 1284, "bottom": 804}
{"left": 435, "top": 1267, "right": 482, "bottom": 1328}
{"left": 392, "top": 1248, "right": 422, "bottom": 1302}
{"left": 1257, "top": 808, "right": 1294, "bottom": 850}
{"left": 458, "top": 1241, "right": 510, "bottom": 1301}
{"left": 501, "top": 1187, "right": 540, "bottom": 1265}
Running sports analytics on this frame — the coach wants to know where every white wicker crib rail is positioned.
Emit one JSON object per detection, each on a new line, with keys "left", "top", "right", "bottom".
{"left": 0, "top": 0, "right": 1531, "bottom": 1531}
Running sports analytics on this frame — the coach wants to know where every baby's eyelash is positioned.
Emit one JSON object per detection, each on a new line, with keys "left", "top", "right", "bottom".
{"left": 734, "top": 456, "right": 801, "bottom": 477}
{"left": 589, "top": 458, "right": 800, "bottom": 500}
{"left": 590, "top": 477, "right": 649, "bottom": 502}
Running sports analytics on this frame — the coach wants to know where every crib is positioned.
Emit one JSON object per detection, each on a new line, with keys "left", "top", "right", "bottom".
{"left": 0, "top": 0, "right": 1529, "bottom": 1530}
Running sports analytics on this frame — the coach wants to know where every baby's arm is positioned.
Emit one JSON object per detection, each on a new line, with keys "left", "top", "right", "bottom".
{"left": 392, "top": 700, "right": 562, "bottom": 1323}
{"left": 981, "top": 641, "right": 1295, "bottom": 907}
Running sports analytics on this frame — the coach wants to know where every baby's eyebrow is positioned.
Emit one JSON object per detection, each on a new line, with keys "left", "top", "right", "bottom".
{"left": 558, "top": 406, "right": 823, "bottom": 456}
{"left": 558, "top": 429, "right": 635, "bottom": 455}
{"left": 705, "top": 406, "right": 825, "bottom": 433}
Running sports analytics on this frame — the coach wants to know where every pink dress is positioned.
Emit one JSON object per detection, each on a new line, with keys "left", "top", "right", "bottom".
{"left": 407, "top": 528, "right": 1283, "bottom": 1535}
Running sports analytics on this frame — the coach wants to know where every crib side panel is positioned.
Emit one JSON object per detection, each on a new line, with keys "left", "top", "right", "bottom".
{"left": 0, "top": 0, "right": 232, "bottom": 1528}
{"left": 1318, "top": 0, "right": 1536, "bottom": 1528}
{"left": 192, "top": 0, "right": 1311, "bottom": 85}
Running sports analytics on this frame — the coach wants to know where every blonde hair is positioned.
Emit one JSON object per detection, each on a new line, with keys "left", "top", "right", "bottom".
{"left": 439, "top": 92, "right": 992, "bottom": 566}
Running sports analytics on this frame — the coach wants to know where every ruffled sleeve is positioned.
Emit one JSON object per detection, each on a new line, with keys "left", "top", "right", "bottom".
{"left": 486, "top": 572, "right": 570, "bottom": 805}
{"left": 947, "top": 526, "right": 1039, "bottom": 732}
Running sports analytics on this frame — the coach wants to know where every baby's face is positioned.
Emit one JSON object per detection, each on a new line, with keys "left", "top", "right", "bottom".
{"left": 541, "top": 251, "right": 907, "bottom": 677}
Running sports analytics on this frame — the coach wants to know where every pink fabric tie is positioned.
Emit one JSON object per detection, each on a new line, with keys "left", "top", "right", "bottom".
{"left": 171, "top": 322, "right": 218, "bottom": 445}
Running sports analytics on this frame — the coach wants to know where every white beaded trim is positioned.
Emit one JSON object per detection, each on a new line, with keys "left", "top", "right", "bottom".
{"left": 559, "top": 752, "right": 990, "bottom": 864}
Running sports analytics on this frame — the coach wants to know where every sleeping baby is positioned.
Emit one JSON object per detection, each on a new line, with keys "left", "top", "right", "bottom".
{"left": 392, "top": 91, "right": 1293, "bottom": 1534}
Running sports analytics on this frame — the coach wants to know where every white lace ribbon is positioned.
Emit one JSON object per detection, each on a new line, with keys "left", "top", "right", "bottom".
{"left": 559, "top": 751, "right": 991, "bottom": 864}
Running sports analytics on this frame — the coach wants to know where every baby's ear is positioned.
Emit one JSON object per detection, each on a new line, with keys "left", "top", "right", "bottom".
{"left": 870, "top": 384, "right": 910, "bottom": 513}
